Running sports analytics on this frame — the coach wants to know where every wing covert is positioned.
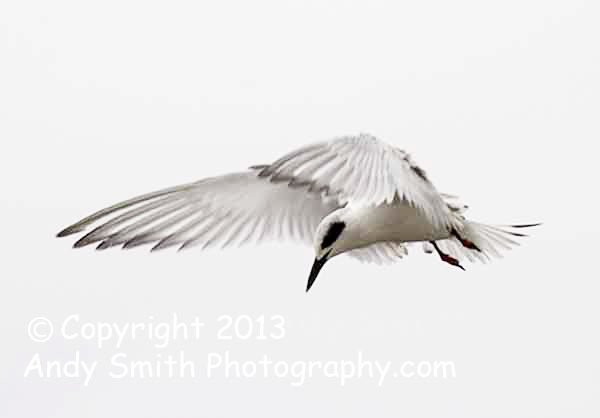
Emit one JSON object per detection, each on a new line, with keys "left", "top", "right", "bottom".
{"left": 257, "top": 133, "right": 453, "bottom": 229}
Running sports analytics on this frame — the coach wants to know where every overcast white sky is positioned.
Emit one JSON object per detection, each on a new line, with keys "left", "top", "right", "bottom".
{"left": 1, "top": 0, "right": 599, "bottom": 417}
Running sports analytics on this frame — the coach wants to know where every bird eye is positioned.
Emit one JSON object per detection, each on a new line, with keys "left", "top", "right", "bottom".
{"left": 321, "top": 221, "right": 346, "bottom": 250}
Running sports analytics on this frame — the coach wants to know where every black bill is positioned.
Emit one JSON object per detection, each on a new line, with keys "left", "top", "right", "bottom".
{"left": 306, "top": 252, "right": 330, "bottom": 292}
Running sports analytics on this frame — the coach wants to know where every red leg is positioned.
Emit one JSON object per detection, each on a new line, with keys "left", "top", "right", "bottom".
{"left": 451, "top": 229, "right": 481, "bottom": 252}
{"left": 430, "top": 241, "right": 465, "bottom": 271}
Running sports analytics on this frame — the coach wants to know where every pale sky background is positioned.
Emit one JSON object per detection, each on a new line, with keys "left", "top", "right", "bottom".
{"left": 1, "top": 0, "right": 599, "bottom": 417}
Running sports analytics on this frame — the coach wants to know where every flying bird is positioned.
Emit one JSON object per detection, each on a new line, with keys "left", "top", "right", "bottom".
{"left": 57, "top": 134, "right": 539, "bottom": 291}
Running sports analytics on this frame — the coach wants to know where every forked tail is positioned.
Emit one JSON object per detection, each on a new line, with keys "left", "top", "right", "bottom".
{"left": 424, "top": 222, "right": 541, "bottom": 266}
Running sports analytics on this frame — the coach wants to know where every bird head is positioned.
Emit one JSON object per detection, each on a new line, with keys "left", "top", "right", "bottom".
{"left": 306, "top": 212, "right": 350, "bottom": 292}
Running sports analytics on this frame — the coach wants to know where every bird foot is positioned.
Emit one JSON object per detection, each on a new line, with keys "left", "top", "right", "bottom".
{"left": 430, "top": 241, "right": 466, "bottom": 271}
{"left": 440, "top": 253, "right": 466, "bottom": 271}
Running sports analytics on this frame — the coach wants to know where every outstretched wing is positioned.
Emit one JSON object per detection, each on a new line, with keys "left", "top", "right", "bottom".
{"left": 58, "top": 168, "right": 340, "bottom": 251}
{"left": 58, "top": 133, "right": 455, "bottom": 253}
{"left": 256, "top": 133, "right": 453, "bottom": 229}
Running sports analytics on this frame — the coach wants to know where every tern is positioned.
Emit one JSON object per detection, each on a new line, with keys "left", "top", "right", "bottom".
{"left": 57, "top": 134, "right": 539, "bottom": 291}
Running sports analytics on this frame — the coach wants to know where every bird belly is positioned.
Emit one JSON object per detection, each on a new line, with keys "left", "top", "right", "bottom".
{"left": 355, "top": 203, "right": 450, "bottom": 244}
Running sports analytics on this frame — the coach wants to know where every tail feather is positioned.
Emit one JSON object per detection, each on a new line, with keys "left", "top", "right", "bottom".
{"left": 436, "top": 221, "right": 540, "bottom": 264}
{"left": 509, "top": 223, "right": 542, "bottom": 229}
{"left": 434, "top": 193, "right": 540, "bottom": 264}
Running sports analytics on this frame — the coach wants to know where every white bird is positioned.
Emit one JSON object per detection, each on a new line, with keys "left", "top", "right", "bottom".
{"left": 57, "top": 134, "right": 539, "bottom": 291}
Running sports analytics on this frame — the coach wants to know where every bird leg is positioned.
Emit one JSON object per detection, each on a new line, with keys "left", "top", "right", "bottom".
{"left": 430, "top": 241, "right": 465, "bottom": 271}
{"left": 451, "top": 228, "right": 481, "bottom": 252}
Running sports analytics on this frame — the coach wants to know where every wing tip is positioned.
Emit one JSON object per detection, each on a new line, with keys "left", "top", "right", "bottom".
{"left": 73, "top": 237, "right": 92, "bottom": 248}
{"left": 73, "top": 231, "right": 107, "bottom": 248}
{"left": 122, "top": 238, "right": 148, "bottom": 250}
{"left": 57, "top": 225, "right": 84, "bottom": 238}
{"left": 95, "top": 240, "right": 117, "bottom": 251}
{"left": 150, "top": 239, "right": 177, "bottom": 252}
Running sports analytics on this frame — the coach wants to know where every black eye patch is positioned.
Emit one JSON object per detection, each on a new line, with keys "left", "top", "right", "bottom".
{"left": 321, "top": 221, "right": 346, "bottom": 250}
